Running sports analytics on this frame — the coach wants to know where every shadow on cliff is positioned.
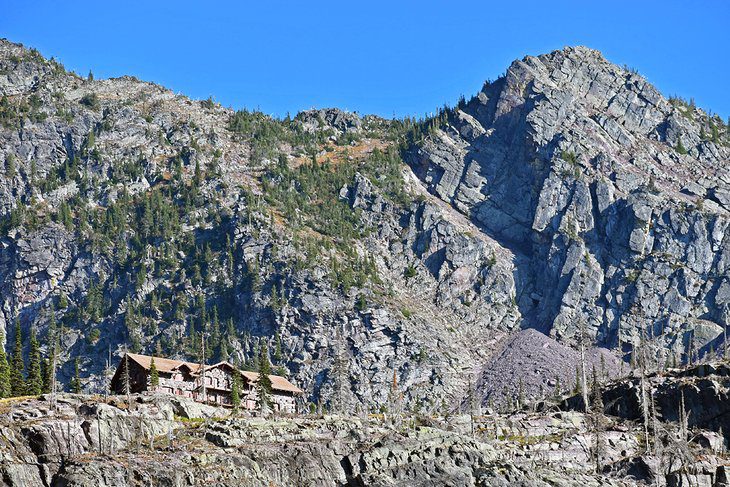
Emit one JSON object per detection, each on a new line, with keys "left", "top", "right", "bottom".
{"left": 406, "top": 79, "right": 563, "bottom": 335}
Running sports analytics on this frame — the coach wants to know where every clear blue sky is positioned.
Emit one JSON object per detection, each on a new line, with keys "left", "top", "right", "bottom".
{"left": 1, "top": 0, "right": 728, "bottom": 119}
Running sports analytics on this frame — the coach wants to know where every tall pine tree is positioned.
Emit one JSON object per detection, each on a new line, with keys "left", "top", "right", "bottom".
{"left": 256, "top": 344, "right": 273, "bottom": 412}
{"left": 42, "top": 310, "right": 58, "bottom": 394}
{"left": 0, "top": 333, "right": 10, "bottom": 398}
{"left": 26, "top": 327, "right": 43, "bottom": 395}
{"left": 10, "top": 318, "right": 25, "bottom": 397}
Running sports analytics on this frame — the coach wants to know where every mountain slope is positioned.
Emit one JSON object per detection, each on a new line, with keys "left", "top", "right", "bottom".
{"left": 1, "top": 40, "right": 729, "bottom": 409}
{"left": 0, "top": 39, "right": 518, "bottom": 409}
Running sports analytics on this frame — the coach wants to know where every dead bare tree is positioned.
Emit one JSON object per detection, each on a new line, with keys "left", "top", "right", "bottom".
{"left": 50, "top": 330, "right": 59, "bottom": 412}
{"left": 200, "top": 331, "right": 207, "bottom": 404}
{"left": 579, "top": 321, "right": 590, "bottom": 414}
{"left": 387, "top": 369, "right": 402, "bottom": 428}
{"left": 638, "top": 338, "right": 651, "bottom": 452}
{"left": 96, "top": 409, "right": 102, "bottom": 455}
{"left": 104, "top": 346, "right": 112, "bottom": 400}
{"left": 589, "top": 367, "right": 606, "bottom": 473}
{"left": 469, "top": 370, "right": 479, "bottom": 438}
{"left": 650, "top": 383, "right": 662, "bottom": 457}
{"left": 661, "top": 390, "right": 694, "bottom": 478}
{"left": 722, "top": 307, "right": 729, "bottom": 363}
{"left": 122, "top": 349, "right": 131, "bottom": 406}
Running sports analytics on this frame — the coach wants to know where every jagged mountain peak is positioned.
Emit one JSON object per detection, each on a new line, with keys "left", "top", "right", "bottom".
{"left": 409, "top": 40, "right": 730, "bottom": 361}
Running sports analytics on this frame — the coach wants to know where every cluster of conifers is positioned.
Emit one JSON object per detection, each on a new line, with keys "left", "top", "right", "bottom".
{"left": 0, "top": 318, "right": 80, "bottom": 399}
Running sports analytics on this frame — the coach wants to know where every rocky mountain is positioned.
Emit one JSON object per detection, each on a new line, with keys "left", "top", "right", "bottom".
{"left": 1, "top": 39, "right": 729, "bottom": 412}
{"left": 2, "top": 362, "right": 730, "bottom": 486}
{"left": 407, "top": 46, "right": 730, "bottom": 363}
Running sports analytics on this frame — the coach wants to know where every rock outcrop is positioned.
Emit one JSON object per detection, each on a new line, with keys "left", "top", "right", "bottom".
{"left": 1, "top": 390, "right": 727, "bottom": 486}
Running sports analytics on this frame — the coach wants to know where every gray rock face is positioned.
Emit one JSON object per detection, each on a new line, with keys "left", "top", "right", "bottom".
{"left": 294, "top": 108, "right": 363, "bottom": 135}
{"left": 406, "top": 46, "right": 730, "bottom": 361}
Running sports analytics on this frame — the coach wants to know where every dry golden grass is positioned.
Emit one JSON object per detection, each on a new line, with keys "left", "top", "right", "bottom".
{"left": 291, "top": 138, "right": 390, "bottom": 168}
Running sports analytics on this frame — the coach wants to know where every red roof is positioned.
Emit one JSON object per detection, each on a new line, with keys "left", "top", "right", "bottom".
{"left": 126, "top": 353, "right": 200, "bottom": 373}
{"left": 240, "top": 370, "right": 303, "bottom": 394}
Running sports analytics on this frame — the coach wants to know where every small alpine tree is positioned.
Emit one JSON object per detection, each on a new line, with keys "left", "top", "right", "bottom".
{"left": 5, "top": 154, "right": 16, "bottom": 179}
{"left": 218, "top": 340, "right": 229, "bottom": 362}
{"left": 70, "top": 358, "right": 82, "bottom": 393}
{"left": 10, "top": 318, "right": 25, "bottom": 397}
{"left": 41, "top": 355, "right": 53, "bottom": 394}
{"left": 149, "top": 356, "right": 159, "bottom": 388}
{"left": 273, "top": 332, "right": 283, "bottom": 364}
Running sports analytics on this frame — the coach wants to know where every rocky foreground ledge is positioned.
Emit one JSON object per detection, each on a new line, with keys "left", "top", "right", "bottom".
{"left": 2, "top": 367, "right": 730, "bottom": 487}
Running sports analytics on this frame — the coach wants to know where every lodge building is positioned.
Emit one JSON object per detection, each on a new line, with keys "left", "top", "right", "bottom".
{"left": 110, "top": 353, "right": 303, "bottom": 413}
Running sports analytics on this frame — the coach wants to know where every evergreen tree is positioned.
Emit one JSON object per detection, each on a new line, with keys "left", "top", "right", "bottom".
{"left": 5, "top": 153, "right": 16, "bottom": 179}
{"left": 231, "top": 371, "right": 241, "bottom": 410}
{"left": 85, "top": 130, "right": 95, "bottom": 149}
{"left": 135, "top": 264, "right": 147, "bottom": 291}
{"left": 251, "top": 339, "right": 260, "bottom": 371}
{"left": 210, "top": 305, "right": 220, "bottom": 353}
{"left": 26, "top": 327, "right": 43, "bottom": 395}
{"left": 194, "top": 159, "right": 202, "bottom": 186}
{"left": 355, "top": 294, "right": 367, "bottom": 312}
{"left": 42, "top": 310, "right": 58, "bottom": 394}
{"left": 10, "top": 318, "right": 25, "bottom": 397}
{"left": 675, "top": 137, "right": 688, "bottom": 155}
{"left": 218, "top": 339, "right": 229, "bottom": 362}
{"left": 226, "top": 318, "right": 236, "bottom": 340}
{"left": 41, "top": 355, "right": 53, "bottom": 394}
{"left": 70, "top": 358, "right": 82, "bottom": 393}
{"left": 273, "top": 332, "right": 283, "bottom": 364}
{"left": 0, "top": 333, "right": 10, "bottom": 398}
{"left": 256, "top": 344, "right": 273, "bottom": 412}
{"left": 149, "top": 357, "right": 159, "bottom": 388}
{"left": 120, "top": 353, "right": 131, "bottom": 396}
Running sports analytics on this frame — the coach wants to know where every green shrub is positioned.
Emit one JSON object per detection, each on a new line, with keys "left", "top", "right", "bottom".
{"left": 403, "top": 265, "right": 416, "bottom": 279}
{"left": 79, "top": 93, "right": 99, "bottom": 110}
{"left": 87, "top": 328, "right": 101, "bottom": 344}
